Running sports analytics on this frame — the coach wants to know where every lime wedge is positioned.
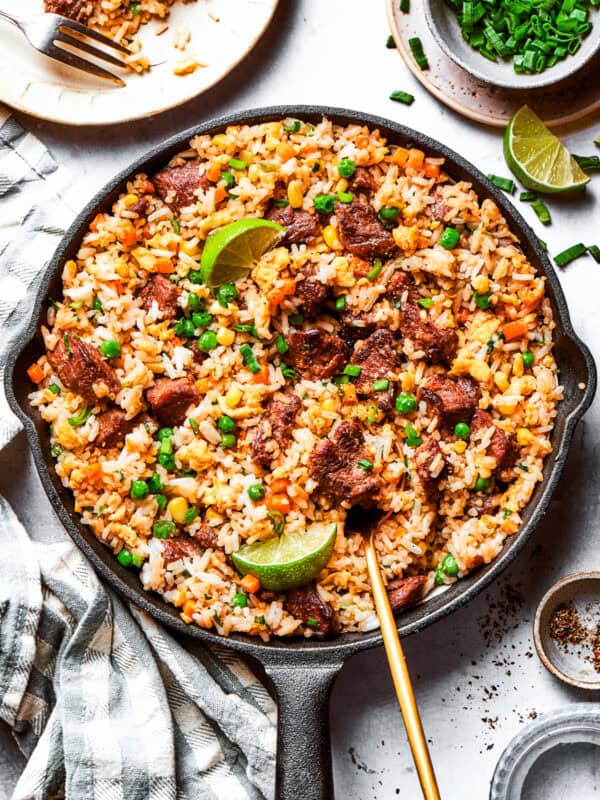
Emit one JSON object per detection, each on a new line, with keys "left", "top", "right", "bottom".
{"left": 232, "top": 522, "right": 337, "bottom": 592}
{"left": 199, "top": 218, "right": 285, "bottom": 287}
{"left": 504, "top": 106, "right": 590, "bottom": 194}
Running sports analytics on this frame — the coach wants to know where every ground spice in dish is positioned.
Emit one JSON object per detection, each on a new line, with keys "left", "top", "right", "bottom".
{"left": 591, "top": 624, "right": 600, "bottom": 673}
{"left": 548, "top": 603, "right": 586, "bottom": 648}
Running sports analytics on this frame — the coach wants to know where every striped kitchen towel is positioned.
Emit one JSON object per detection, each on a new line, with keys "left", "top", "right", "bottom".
{"left": 0, "top": 109, "right": 277, "bottom": 800}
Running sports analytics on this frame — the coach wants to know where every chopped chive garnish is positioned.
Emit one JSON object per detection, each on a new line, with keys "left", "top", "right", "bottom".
{"left": 554, "top": 243, "right": 587, "bottom": 268}
{"left": 400, "top": 0, "right": 409, "bottom": 11}
{"left": 573, "top": 155, "right": 600, "bottom": 171}
{"left": 390, "top": 90, "right": 415, "bottom": 105}
{"left": 531, "top": 200, "right": 551, "bottom": 226}
{"left": 386, "top": 34, "right": 396, "bottom": 48}
{"left": 587, "top": 244, "right": 600, "bottom": 263}
{"left": 487, "top": 174, "right": 515, "bottom": 193}
{"left": 519, "top": 191, "right": 537, "bottom": 202}
{"left": 68, "top": 405, "right": 91, "bottom": 427}
{"left": 408, "top": 36, "right": 429, "bottom": 70}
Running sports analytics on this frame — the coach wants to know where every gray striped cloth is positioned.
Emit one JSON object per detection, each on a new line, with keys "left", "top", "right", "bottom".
{"left": 0, "top": 108, "right": 277, "bottom": 800}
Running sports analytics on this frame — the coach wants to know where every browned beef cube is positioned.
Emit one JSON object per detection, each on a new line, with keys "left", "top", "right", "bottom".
{"left": 294, "top": 267, "right": 329, "bottom": 318}
{"left": 251, "top": 393, "right": 302, "bottom": 467}
{"left": 401, "top": 303, "right": 458, "bottom": 364}
{"left": 286, "top": 329, "right": 347, "bottom": 380}
{"left": 146, "top": 377, "right": 198, "bottom": 426}
{"left": 351, "top": 167, "right": 378, "bottom": 196}
{"left": 351, "top": 329, "right": 398, "bottom": 412}
{"left": 266, "top": 206, "right": 321, "bottom": 245}
{"left": 95, "top": 409, "right": 147, "bottom": 448}
{"left": 418, "top": 375, "right": 481, "bottom": 425}
{"left": 338, "top": 310, "right": 377, "bottom": 343}
{"left": 161, "top": 536, "right": 202, "bottom": 564}
{"left": 44, "top": 0, "right": 90, "bottom": 22}
{"left": 138, "top": 274, "right": 182, "bottom": 319}
{"left": 335, "top": 201, "right": 396, "bottom": 260}
{"left": 414, "top": 438, "right": 447, "bottom": 498}
{"left": 425, "top": 190, "right": 451, "bottom": 222}
{"left": 47, "top": 332, "right": 120, "bottom": 404}
{"left": 286, "top": 584, "right": 333, "bottom": 636}
{"left": 309, "top": 419, "right": 381, "bottom": 507}
{"left": 128, "top": 196, "right": 148, "bottom": 215}
{"left": 190, "top": 523, "right": 219, "bottom": 549}
{"left": 470, "top": 409, "right": 518, "bottom": 480}
{"left": 153, "top": 161, "right": 210, "bottom": 209}
{"left": 387, "top": 576, "right": 428, "bottom": 612}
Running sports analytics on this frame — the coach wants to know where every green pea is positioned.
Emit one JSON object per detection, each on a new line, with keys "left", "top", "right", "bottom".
{"left": 198, "top": 331, "right": 218, "bottom": 352}
{"left": 175, "top": 318, "right": 195, "bottom": 338}
{"left": 217, "top": 415, "right": 235, "bottom": 433}
{"left": 188, "top": 293, "right": 203, "bottom": 311}
{"left": 117, "top": 548, "right": 133, "bottom": 567}
{"left": 188, "top": 270, "right": 203, "bottom": 284}
{"left": 441, "top": 553, "right": 459, "bottom": 576}
{"left": 192, "top": 311, "right": 213, "bottom": 328}
{"left": 337, "top": 158, "right": 356, "bottom": 178}
{"left": 395, "top": 393, "right": 417, "bottom": 414}
{"left": 378, "top": 206, "right": 400, "bottom": 223}
{"left": 522, "top": 351, "right": 534, "bottom": 368}
{"left": 216, "top": 283, "right": 238, "bottom": 307}
{"left": 100, "top": 340, "right": 121, "bottom": 359}
{"left": 155, "top": 494, "right": 167, "bottom": 511}
{"left": 474, "top": 476, "right": 490, "bottom": 492}
{"left": 314, "top": 194, "right": 336, "bottom": 214}
{"left": 454, "top": 422, "right": 470, "bottom": 439}
{"left": 130, "top": 479, "right": 149, "bottom": 500}
{"left": 153, "top": 520, "right": 176, "bottom": 538}
{"left": 231, "top": 592, "right": 248, "bottom": 608}
{"left": 157, "top": 427, "right": 173, "bottom": 441}
{"left": 248, "top": 484, "right": 265, "bottom": 501}
{"left": 219, "top": 434, "right": 237, "bottom": 448}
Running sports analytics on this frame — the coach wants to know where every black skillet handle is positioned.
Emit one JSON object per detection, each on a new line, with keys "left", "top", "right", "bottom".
{"left": 264, "top": 655, "right": 345, "bottom": 800}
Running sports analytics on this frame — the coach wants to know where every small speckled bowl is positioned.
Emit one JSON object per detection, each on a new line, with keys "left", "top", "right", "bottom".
{"left": 533, "top": 572, "right": 600, "bottom": 690}
{"left": 424, "top": 0, "right": 600, "bottom": 90}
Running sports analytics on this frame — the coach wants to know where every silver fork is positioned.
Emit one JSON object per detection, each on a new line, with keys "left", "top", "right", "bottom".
{"left": 0, "top": 10, "right": 130, "bottom": 86}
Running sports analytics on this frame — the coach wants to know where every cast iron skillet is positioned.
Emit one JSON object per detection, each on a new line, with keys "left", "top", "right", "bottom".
{"left": 5, "top": 106, "right": 596, "bottom": 800}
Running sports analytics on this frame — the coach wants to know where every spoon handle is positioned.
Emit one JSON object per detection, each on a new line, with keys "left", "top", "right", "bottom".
{"left": 365, "top": 534, "right": 441, "bottom": 800}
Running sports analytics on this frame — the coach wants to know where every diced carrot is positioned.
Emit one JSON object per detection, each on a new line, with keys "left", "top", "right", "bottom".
{"left": 392, "top": 146, "right": 410, "bottom": 167}
{"left": 300, "top": 143, "right": 319, "bottom": 155}
{"left": 252, "top": 365, "right": 270, "bottom": 384}
{"left": 84, "top": 463, "right": 104, "bottom": 487}
{"left": 268, "top": 279, "right": 296, "bottom": 307}
{"left": 277, "top": 142, "right": 295, "bottom": 161}
{"left": 110, "top": 280, "right": 125, "bottom": 295}
{"left": 423, "top": 162, "right": 441, "bottom": 179}
{"left": 502, "top": 320, "right": 529, "bottom": 341}
{"left": 214, "top": 185, "right": 227, "bottom": 204}
{"left": 155, "top": 259, "right": 174, "bottom": 274}
{"left": 407, "top": 148, "right": 425, "bottom": 170}
{"left": 241, "top": 574, "right": 260, "bottom": 593}
{"left": 183, "top": 600, "right": 197, "bottom": 618}
{"left": 267, "top": 494, "right": 292, "bottom": 514}
{"left": 270, "top": 478, "right": 290, "bottom": 494}
{"left": 356, "top": 134, "right": 370, "bottom": 149}
{"left": 351, "top": 255, "right": 371, "bottom": 277}
{"left": 144, "top": 181, "right": 155, "bottom": 194}
{"left": 206, "top": 163, "right": 222, "bottom": 183}
{"left": 27, "top": 363, "right": 44, "bottom": 384}
{"left": 90, "top": 213, "right": 105, "bottom": 233}
{"left": 118, "top": 226, "right": 137, "bottom": 247}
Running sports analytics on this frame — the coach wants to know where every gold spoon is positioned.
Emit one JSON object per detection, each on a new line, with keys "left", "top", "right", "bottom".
{"left": 347, "top": 507, "right": 441, "bottom": 800}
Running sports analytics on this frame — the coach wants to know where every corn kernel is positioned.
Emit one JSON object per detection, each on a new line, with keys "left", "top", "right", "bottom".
{"left": 453, "top": 440, "right": 467, "bottom": 454}
{"left": 205, "top": 509, "right": 222, "bottom": 521}
{"left": 173, "top": 58, "right": 201, "bottom": 76}
{"left": 494, "top": 371, "right": 509, "bottom": 392}
{"left": 213, "top": 134, "right": 229, "bottom": 150}
{"left": 401, "top": 372, "right": 415, "bottom": 393}
{"left": 469, "top": 360, "right": 491, "bottom": 383}
{"left": 472, "top": 274, "right": 490, "bottom": 294}
{"left": 518, "top": 376, "right": 537, "bottom": 396}
{"left": 516, "top": 428, "right": 534, "bottom": 446}
{"left": 287, "top": 180, "right": 304, "bottom": 209}
{"left": 180, "top": 240, "right": 199, "bottom": 257}
{"left": 335, "top": 178, "right": 348, "bottom": 193}
{"left": 342, "top": 384, "right": 357, "bottom": 403}
{"left": 512, "top": 353, "right": 524, "bottom": 378}
{"left": 273, "top": 247, "right": 291, "bottom": 268}
{"left": 478, "top": 465, "right": 492, "bottom": 479}
{"left": 322, "top": 397, "right": 337, "bottom": 413}
{"left": 168, "top": 496, "right": 189, "bottom": 524}
{"left": 195, "top": 377, "right": 211, "bottom": 393}
{"left": 501, "top": 517, "right": 519, "bottom": 535}
{"left": 174, "top": 588, "right": 187, "bottom": 607}
{"left": 217, "top": 327, "right": 235, "bottom": 346}
{"left": 124, "top": 193, "right": 139, "bottom": 207}
{"left": 225, "top": 383, "right": 243, "bottom": 408}
{"left": 323, "top": 224, "right": 342, "bottom": 250}
{"left": 494, "top": 395, "right": 519, "bottom": 415}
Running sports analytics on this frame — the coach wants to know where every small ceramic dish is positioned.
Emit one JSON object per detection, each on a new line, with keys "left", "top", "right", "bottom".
{"left": 423, "top": 0, "right": 600, "bottom": 90}
{"left": 490, "top": 705, "right": 600, "bottom": 799}
{"left": 533, "top": 572, "right": 600, "bottom": 690}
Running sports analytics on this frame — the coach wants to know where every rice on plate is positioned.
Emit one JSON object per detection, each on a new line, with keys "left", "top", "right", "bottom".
{"left": 28, "top": 116, "right": 562, "bottom": 640}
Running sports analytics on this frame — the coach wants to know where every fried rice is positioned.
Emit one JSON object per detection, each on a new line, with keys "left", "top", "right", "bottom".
{"left": 28, "top": 117, "right": 562, "bottom": 640}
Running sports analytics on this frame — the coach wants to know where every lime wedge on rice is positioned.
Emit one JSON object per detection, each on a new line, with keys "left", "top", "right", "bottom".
{"left": 199, "top": 217, "right": 285, "bottom": 287}
{"left": 232, "top": 522, "right": 337, "bottom": 592}
{"left": 504, "top": 106, "right": 590, "bottom": 194}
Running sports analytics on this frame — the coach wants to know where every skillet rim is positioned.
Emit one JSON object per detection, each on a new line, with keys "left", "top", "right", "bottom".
{"left": 5, "top": 104, "right": 596, "bottom": 663}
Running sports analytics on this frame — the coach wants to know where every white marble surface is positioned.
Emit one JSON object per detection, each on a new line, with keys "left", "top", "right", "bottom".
{"left": 3, "top": 0, "right": 600, "bottom": 797}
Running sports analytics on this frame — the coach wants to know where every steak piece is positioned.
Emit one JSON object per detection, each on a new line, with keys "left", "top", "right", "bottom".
{"left": 418, "top": 375, "right": 481, "bottom": 425}
{"left": 339, "top": 310, "right": 377, "bottom": 343}
{"left": 161, "top": 536, "right": 202, "bottom": 564}
{"left": 387, "top": 271, "right": 457, "bottom": 363}
{"left": 414, "top": 438, "right": 447, "bottom": 498}
{"left": 335, "top": 201, "right": 396, "bottom": 260}
{"left": 138, "top": 274, "right": 182, "bottom": 319}
{"left": 146, "top": 377, "right": 199, "bottom": 426}
{"left": 286, "top": 584, "right": 333, "bottom": 636}
{"left": 294, "top": 266, "right": 329, "bottom": 318}
{"left": 95, "top": 409, "right": 147, "bottom": 448}
{"left": 44, "top": 0, "right": 90, "bottom": 22}
{"left": 309, "top": 419, "right": 381, "bottom": 507}
{"left": 351, "top": 167, "right": 378, "bottom": 196}
{"left": 470, "top": 409, "right": 518, "bottom": 481}
{"left": 286, "top": 329, "right": 347, "bottom": 380}
{"left": 387, "top": 576, "right": 428, "bottom": 612}
{"left": 266, "top": 205, "right": 321, "bottom": 245}
{"left": 251, "top": 393, "right": 302, "bottom": 467}
{"left": 425, "top": 190, "right": 451, "bottom": 222}
{"left": 153, "top": 161, "right": 210, "bottom": 209}
{"left": 128, "top": 196, "right": 148, "bottom": 216}
{"left": 351, "top": 329, "right": 397, "bottom": 412}
{"left": 47, "top": 332, "right": 120, "bottom": 404}
{"left": 190, "top": 523, "right": 219, "bottom": 549}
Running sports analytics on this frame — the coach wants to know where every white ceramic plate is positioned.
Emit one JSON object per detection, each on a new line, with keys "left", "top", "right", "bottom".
{"left": 0, "top": 0, "right": 279, "bottom": 125}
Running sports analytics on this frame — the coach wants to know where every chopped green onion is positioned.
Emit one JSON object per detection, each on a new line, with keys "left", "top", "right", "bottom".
{"left": 554, "top": 242, "right": 587, "bottom": 267}
{"left": 367, "top": 403, "right": 379, "bottom": 423}
{"left": 68, "top": 405, "right": 91, "bottom": 427}
{"left": 275, "top": 335, "right": 289, "bottom": 354}
{"left": 400, "top": 0, "right": 409, "bottom": 11}
{"left": 188, "top": 418, "right": 199, "bottom": 436}
{"left": 289, "top": 313, "right": 304, "bottom": 326}
{"left": 520, "top": 191, "right": 537, "bottom": 202}
{"left": 240, "top": 343, "right": 260, "bottom": 373}
{"left": 337, "top": 191, "right": 355, "bottom": 204}
{"left": 229, "top": 158, "right": 247, "bottom": 170}
{"left": 280, "top": 363, "right": 298, "bottom": 379}
{"left": 390, "top": 90, "right": 415, "bottom": 105}
{"left": 531, "top": 200, "right": 551, "bottom": 225}
{"left": 273, "top": 198, "right": 289, "bottom": 208}
{"left": 283, "top": 120, "right": 301, "bottom": 134}
{"left": 408, "top": 36, "right": 429, "bottom": 69}
{"left": 573, "top": 154, "right": 600, "bottom": 171}
{"left": 148, "top": 473, "right": 162, "bottom": 493}
{"left": 335, "top": 296, "right": 346, "bottom": 311}
{"left": 92, "top": 296, "right": 103, "bottom": 312}
{"left": 130, "top": 2, "right": 140, "bottom": 12}
{"left": 439, "top": 227, "right": 460, "bottom": 249}
{"left": 153, "top": 520, "right": 175, "bottom": 538}
{"left": 219, "top": 434, "right": 237, "bottom": 448}
{"left": 487, "top": 174, "right": 516, "bottom": 193}
{"left": 233, "top": 323, "right": 258, "bottom": 336}
{"left": 231, "top": 593, "right": 248, "bottom": 608}
{"left": 473, "top": 290, "right": 492, "bottom": 309}
{"left": 386, "top": 34, "right": 396, "bottom": 48}
{"left": 417, "top": 297, "right": 433, "bottom": 309}
{"left": 367, "top": 259, "right": 384, "bottom": 282}
{"left": 267, "top": 510, "right": 286, "bottom": 534}
{"left": 587, "top": 244, "right": 600, "bottom": 263}
{"left": 51, "top": 443, "right": 62, "bottom": 458}
{"left": 404, "top": 421, "right": 422, "bottom": 447}
{"left": 373, "top": 379, "right": 390, "bottom": 391}
{"left": 170, "top": 218, "right": 181, "bottom": 234}
{"left": 344, "top": 364, "right": 362, "bottom": 377}
{"left": 358, "top": 459, "right": 373, "bottom": 470}
{"left": 220, "top": 171, "right": 235, "bottom": 189}
{"left": 49, "top": 383, "right": 61, "bottom": 395}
